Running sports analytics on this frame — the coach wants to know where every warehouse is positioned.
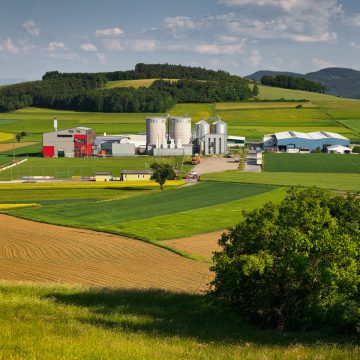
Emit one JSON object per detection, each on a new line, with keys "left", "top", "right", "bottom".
{"left": 263, "top": 131, "right": 350, "bottom": 151}
{"left": 43, "top": 127, "right": 96, "bottom": 158}
{"left": 94, "top": 134, "right": 146, "bottom": 156}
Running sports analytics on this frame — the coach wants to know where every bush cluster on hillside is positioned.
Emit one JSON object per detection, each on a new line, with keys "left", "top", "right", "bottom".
{"left": 211, "top": 188, "right": 359, "bottom": 334}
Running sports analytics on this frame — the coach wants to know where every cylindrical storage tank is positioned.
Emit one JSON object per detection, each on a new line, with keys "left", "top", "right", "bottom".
{"left": 170, "top": 117, "right": 192, "bottom": 145}
{"left": 195, "top": 120, "right": 210, "bottom": 139}
{"left": 146, "top": 117, "right": 167, "bottom": 147}
{"left": 212, "top": 118, "right": 227, "bottom": 135}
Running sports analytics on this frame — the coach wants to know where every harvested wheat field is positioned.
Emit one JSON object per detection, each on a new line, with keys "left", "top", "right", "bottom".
{"left": 0, "top": 142, "right": 36, "bottom": 152}
{"left": 0, "top": 215, "right": 211, "bottom": 293}
{"left": 163, "top": 231, "right": 225, "bottom": 259}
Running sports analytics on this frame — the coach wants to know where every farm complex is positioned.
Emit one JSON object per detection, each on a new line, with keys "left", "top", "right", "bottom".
{"left": 42, "top": 115, "right": 232, "bottom": 158}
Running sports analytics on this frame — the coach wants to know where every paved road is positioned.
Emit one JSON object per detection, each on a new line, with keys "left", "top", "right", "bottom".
{"left": 194, "top": 157, "right": 239, "bottom": 175}
{"left": 244, "top": 150, "right": 262, "bottom": 172}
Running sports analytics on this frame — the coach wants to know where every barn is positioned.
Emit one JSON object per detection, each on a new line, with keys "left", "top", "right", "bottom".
{"left": 263, "top": 131, "right": 350, "bottom": 151}
{"left": 43, "top": 127, "right": 96, "bottom": 158}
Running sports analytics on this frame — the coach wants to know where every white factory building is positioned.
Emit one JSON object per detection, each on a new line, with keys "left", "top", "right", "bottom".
{"left": 195, "top": 117, "right": 228, "bottom": 155}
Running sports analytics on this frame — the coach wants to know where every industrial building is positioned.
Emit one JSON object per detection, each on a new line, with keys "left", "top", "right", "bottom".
{"left": 121, "top": 170, "right": 154, "bottom": 181}
{"left": 42, "top": 115, "right": 233, "bottom": 158}
{"left": 146, "top": 116, "right": 194, "bottom": 156}
{"left": 43, "top": 127, "right": 96, "bottom": 158}
{"left": 326, "top": 145, "right": 352, "bottom": 154}
{"left": 263, "top": 131, "right": 350, "bottom": 152}
{"left": 94, "top": 172, "right": 112, "bottom": 182}
{"left": 227, "top": 135, "right": 245, "bottom": 148}
{"left": 195, "top": 117, "right": 228, "bottom": 155}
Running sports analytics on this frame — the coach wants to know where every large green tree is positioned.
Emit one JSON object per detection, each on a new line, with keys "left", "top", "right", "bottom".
{"left": 150, "top": 163, "right": 176, "bottom": 190}
{"left": 211, "top": 188, "right": 359, "bottom": 333}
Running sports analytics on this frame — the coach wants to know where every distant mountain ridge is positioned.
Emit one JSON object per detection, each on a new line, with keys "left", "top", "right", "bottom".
{"left": 246, "top": 67, "right": 360, "bottom": 99}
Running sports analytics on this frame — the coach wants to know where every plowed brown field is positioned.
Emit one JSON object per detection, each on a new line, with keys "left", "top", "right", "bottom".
{"left": 0, "top": 142, "right": 36, "bottom": 152}
{"left": 163, "top": 231, "right": 225, "bottom": 259}
{"left": 0, "top": 215, "right": 211, "bottom": 292}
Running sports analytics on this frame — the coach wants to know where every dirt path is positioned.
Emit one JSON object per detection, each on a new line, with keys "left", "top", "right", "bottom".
{"left": 0, "top": 215, "right": 211, "bottom": 293}
{"left": 163, "top": 231, "right": 225, "bottom": 259}
{"left": 194, "top": 157, "right": 239, "bottom": 175}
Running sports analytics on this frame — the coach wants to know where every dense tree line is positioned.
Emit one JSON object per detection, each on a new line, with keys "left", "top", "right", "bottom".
{"left": 261, "top": 75, "right": 327, "bottom": 93}
{"left": 151, "top": 79, "right": 252, "bottom": 102}
{"left": 98, "top": 63, "right": 240, "bottom": 81}
{"left": 0, "top": 64, "right": 252, "bottom": 113}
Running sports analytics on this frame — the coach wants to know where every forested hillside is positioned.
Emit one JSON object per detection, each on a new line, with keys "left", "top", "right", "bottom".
{"left": 0, "top": 64, "right": 252, "bottom": 113}
{"left": 247, "top": 67, "right": 360, "bottom": 99}
{"left": 260, "top": 75, "right": 327, "bottom": 93}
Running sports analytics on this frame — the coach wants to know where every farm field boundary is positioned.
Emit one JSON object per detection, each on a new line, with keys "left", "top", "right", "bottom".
{"left": 263, "top": 153, "right": 360, "bottom": 173}
{"left": 202, "top": 172, "right": 360, "bottom": 192}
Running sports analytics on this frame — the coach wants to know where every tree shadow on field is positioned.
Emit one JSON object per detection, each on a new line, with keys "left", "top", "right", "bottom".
{"left": 46, "top": 288, "right": 355, "bottom": 347}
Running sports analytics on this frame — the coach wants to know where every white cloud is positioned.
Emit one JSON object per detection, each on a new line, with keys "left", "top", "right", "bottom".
{"left": 350, "top": 41, "right": 360, "bottom": 49}
{"left": 131, "top": 40, "right": 158, "bottom": 52}
{"left": 218, "top": 0, "right": 341, "bottom": 44}
{"left": 80, "top": 43, "right": 98, "bottom": 52}
{"left": 103, "top": 39, "right": 125, "bottom": 51}
{"left": 103, "top": 38, "right": 157, "bottom": 52}
{"left": 1, "top": 38, "right": 19, "bottom": 54}
{"left": 344, "top": 14, "right": 360, "bottom": 27}
{"left": 47, "top": 41, "right": 66, "bottom": 52}
{"left": 217, "top": 35, "right": 238, "bottom": 43}
{"left": 96, "top": 53, "right": 107, "bottom": 64}
{"left": 195, "top": 42, "right": 245, "bottom": 55}
{"left": 95, "top": 27, "right": 124, "bottom": 36}
{"left": 312, "top": 58, "right": 337, "bottom": 69}
{"left": 22, "top": 20, "right": 40, "bottom": 37}
{"left": 163, "top": 16, "right": 197, "bottom": 32}
{"left": 244, "top": 50, "right": 263, "bottom": 67}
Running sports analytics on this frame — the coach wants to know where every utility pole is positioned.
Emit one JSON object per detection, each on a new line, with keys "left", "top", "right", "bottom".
{"left": 12, "top": 130, "right": 15, "bottom": 163}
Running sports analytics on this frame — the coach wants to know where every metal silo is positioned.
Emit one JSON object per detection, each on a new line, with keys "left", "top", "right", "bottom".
{"left": 212, "top": 117, "right": 227, "bottom": 136}
{"left": 170, "top": 117, "right": 192, "bottom": 146}
{"left": 146, "top": 117, "right": 167, "bottom": 147}
{"left": 195, "top": 120, "right": 210, "bottom": 139}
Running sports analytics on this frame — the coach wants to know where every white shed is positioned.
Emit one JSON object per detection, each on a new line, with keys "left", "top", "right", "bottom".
{"left": 326, "top": 145, "right": 352, "bottom": 154}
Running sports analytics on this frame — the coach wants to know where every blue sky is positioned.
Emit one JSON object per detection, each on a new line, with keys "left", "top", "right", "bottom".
{"left": 0, "top": 0, "right": 359, "bottom": 80}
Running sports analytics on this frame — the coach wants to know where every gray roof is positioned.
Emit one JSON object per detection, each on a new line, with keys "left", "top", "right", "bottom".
{"left": 121, "top": 170, "right": 154, "bottom": 175}
{"left": 94, "top": 172, "right": 112, "bottom": 175}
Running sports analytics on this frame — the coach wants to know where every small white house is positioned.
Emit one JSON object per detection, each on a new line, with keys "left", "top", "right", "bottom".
{"left": 326, "top": 145, "right": 352, "bottom": 154}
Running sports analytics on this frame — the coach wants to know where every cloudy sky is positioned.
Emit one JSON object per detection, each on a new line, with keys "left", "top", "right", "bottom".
{"left": 0, "top": 0, "right": 359, "bottom": 80}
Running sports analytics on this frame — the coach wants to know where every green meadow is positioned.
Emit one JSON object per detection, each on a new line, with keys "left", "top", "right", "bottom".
{"left": 0, "top": 155, "right": 190, "bottom": 180}
{"left": 1, "top": 282, "right": 357, "bottom": 360}
{"left": 8, "top": 182, "right": 278, "bottom": 240}
{"left": 202, "top": 171, "right": 360, "bottom": 192}
{"left": 263, "top": 153, "right": 360, "bottom": 173}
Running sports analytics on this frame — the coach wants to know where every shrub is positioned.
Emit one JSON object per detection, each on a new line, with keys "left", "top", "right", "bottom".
{"left": 211, "top": 188, "right": 360, "bottom": 333}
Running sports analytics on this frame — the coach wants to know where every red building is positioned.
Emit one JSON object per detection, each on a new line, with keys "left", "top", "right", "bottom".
{"left": 43, "top": 127, "right": 96, "bottom": 158}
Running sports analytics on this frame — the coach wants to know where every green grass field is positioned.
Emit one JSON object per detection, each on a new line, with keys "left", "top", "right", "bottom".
{"left": 255, "top": 85, "right": 349, "bottom": 102}
{"left": 0, "top": 84, "right": 359, "bottom": 145}
{"left": 0, "top": 156, "right": 190, "bottom": 180}
{"left": 264, "top": 153, "right": 360, "bottom": 173}
{"left": 9, "top": 182, "right": 276, "bottom": 240}
{"left": 202, "top": 171, "right": 360, "bottom": 192}
{"left": 1, "top": 282, "right": 357, "bottom": 360}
